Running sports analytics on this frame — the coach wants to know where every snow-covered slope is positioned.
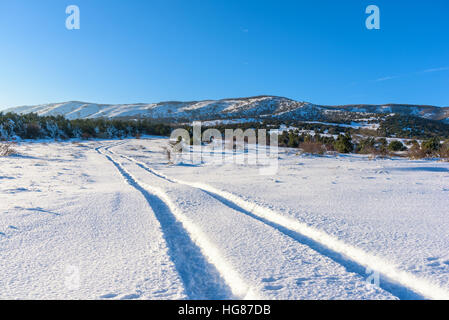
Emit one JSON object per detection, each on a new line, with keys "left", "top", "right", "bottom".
{"left": 3, "top": 96, "right": 299, "bottom": 121}
{"left": 3, "top": 138, "right": 449, "bottom": 299}
{"left": 329, "top": 104, "right": 449, "bottom": 122}
{"left": 4, "top": 96, "right": 449, "bottom": 122}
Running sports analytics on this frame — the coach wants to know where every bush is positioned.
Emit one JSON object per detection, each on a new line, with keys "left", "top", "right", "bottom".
{"left": 376, "top": 137, "right": 388, "bottom": 147}
{"left": 355, "top": 137, "right": 376, "bottom": 154}
{"left": 408, "top": 137, "right": 447, "bottom": 159}
{"left": 408, "top": 143, "right": 426, "bottom": 159}
{"left": 378, "top": 115, "right": 449, "bottom": 139}
{"left": 388, "top": 140, "right": 406, "bottom": 152}
{"left": 439, "top": 141, "right": 449, "bottom": 160}
{"left": 300, "top": 141, "right": 325, "bottom": 155}
{"left": 0, "top": 112, "right": 173, "bottom": 141}
{"left": 0, "top": 143, "right": 17, "bottom": 157}
{"left": 287, "top": 134, "right": 299, "bottom": 148}
{"left": 25, "top": 122, "right": 41, "bottom": 139}
{"left": 334, "top": 134, "right": 353, "bottom": 153}
{"left": 163, "top": 138, "right": 184, "bottom": 164}
{"left": 422, "top": 137, "right": 441, "bottom": 155}
{"left": 81, "top": 132, "right": 92, "bottom": 140}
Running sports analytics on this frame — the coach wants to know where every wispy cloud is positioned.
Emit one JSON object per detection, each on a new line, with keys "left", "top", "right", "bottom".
{"left": 374, "top": 66, "right": 449, "bottom": 82}
{"left": 375, "top": 75, "right": 401, "bottom": 82}
{"left": 422, "top": 66, "right": 449, "bottom": 73}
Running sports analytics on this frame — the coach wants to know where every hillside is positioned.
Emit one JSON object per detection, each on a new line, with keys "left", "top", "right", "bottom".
{"left": 4, "top": 96, "right": 449, "bottom": 123}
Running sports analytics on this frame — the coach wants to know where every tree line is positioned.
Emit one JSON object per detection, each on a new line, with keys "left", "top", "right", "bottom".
{"left": 0, "top": 112, "right": 172, "bottom": 141}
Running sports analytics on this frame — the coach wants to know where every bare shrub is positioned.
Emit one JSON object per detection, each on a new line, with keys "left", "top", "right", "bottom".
{"left": 358, "top": 144, "right": 378, "bottom": 158}
{"left": 440, "top": 142, "right": 449, "bottom": 161}
{"left": 162, "top": 139, "right": 183, "bottom": 164}
{"left": 300, "top": 141, "right": 325, "bottom": 155}
{"left": 358, "top": 128, "right": 378, "bottom": 137}
{"left": 354, "top": 137, "right": 390, "bottom": 159}
{"left": 368, "top": 147, "right": 390, "bottom": 159}
{"left": 360, "top": 146, "right": 375, "bottom": 155}
{"left": 25, "top": 122, "right": 41, "bottom": 139}
{"left": 81, "top": 132, "right": 92, "bottom": 140}
{"left": 323, "top": 143, "right": 335, "bottom": 153}
{"left": 407, "top": 139, "right": 448, "bottom": 160}
{"left": 408, "top": 143, "right": 427, "bottom": 159}
{"left": 163, "top": 147, "right": 171, "bottom": 162}
{"left": 0, "top": 143, "right": 17, "bottom": 157}
{"left": 406, "top": 140, "right": 418, "bottom": 146}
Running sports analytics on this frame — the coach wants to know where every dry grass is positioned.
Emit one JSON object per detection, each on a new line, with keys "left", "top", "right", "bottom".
{"left": 368, "top": 149, "right": 391, "bottom": 160}
{"left": 406, "top": 142, "right": 449, "bottom": 161}
{"left": 162, "top": 140, "right": 183, "bottom": 164}
{"left": 407, "top": 144, "right": 427, "bottom": 159}
{"left": 0, "top": 143, "right": 17, "bottom": 157}
{"left": 299, "top": 141, "right": 325, "bottom": 155}
{"left": 439, "top": 142, "right": 449, "bottom": 161}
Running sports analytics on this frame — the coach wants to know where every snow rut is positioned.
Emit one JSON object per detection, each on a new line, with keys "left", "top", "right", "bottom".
{"left": 111, "top": 145, "right": 449, "bottom": 300}
{"left": 97, "top": 145, "right": 253, "bottom": 300}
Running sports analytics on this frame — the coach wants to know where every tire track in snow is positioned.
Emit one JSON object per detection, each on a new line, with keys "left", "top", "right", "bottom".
{"left": 112, "top": 144, "right": 449, "bottom": 300}
{"left": 97, "top": 144, "right": 255, "bottom": 300}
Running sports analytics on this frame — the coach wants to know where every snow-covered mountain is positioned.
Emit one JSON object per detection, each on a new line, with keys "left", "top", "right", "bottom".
{"left": 4, "top": 96, "right": 449, "bottom": 123}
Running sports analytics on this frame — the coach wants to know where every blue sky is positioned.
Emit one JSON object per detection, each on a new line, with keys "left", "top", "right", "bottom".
{"left": 0, "top": 0, "right": 448, "bottom": 110}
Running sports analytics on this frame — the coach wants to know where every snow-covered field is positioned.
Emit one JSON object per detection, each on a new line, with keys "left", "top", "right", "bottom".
{"left": 1, "top": 138, "right": 449, "bottom": 300}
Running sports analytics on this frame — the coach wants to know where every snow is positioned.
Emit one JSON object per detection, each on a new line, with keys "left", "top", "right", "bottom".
{"left": 197, "top": 118, "right": 261, "bottom": 126}
{"left": 0, "top": 142, "right": 185, "bottom": 299}
{"left": 300, "top": 121, "right": 380, "bottom": 130}
{"left": 4, "top": 98, "right": 448, "bottom": 123}
{"left": 1, "top": 138, "right": 449, "bottom": 300}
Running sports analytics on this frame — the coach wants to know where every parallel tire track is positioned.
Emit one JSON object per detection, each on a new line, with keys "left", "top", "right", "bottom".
{"left": 97, "top": 144, "right": 255, "bottom": 300}
{"left": 111, "top": 142, "right": 449, "bottom": 300}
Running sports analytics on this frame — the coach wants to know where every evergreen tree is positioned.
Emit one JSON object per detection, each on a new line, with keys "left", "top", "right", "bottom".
{"left": 422, "top": 137, "right": 441, "bottom": 154}
{"left": 334, "top": 134, "right": 353, "bottom": 153}
{"left": 388, "top": 140, "right": 406, "bottom": 152}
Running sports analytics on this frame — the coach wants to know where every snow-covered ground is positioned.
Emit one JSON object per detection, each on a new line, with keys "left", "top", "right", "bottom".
{"left": 1, "top": 138, "right": 449, "bottom": 300}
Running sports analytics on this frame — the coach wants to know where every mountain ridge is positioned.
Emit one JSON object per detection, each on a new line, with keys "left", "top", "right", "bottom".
{"left": 3, "top": 96, "right": 449, "bottom": 123}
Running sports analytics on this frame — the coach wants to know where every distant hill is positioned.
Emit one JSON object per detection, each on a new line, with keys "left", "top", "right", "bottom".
{"left": 4, "top": 96, "right": 449, "bottom": 123}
